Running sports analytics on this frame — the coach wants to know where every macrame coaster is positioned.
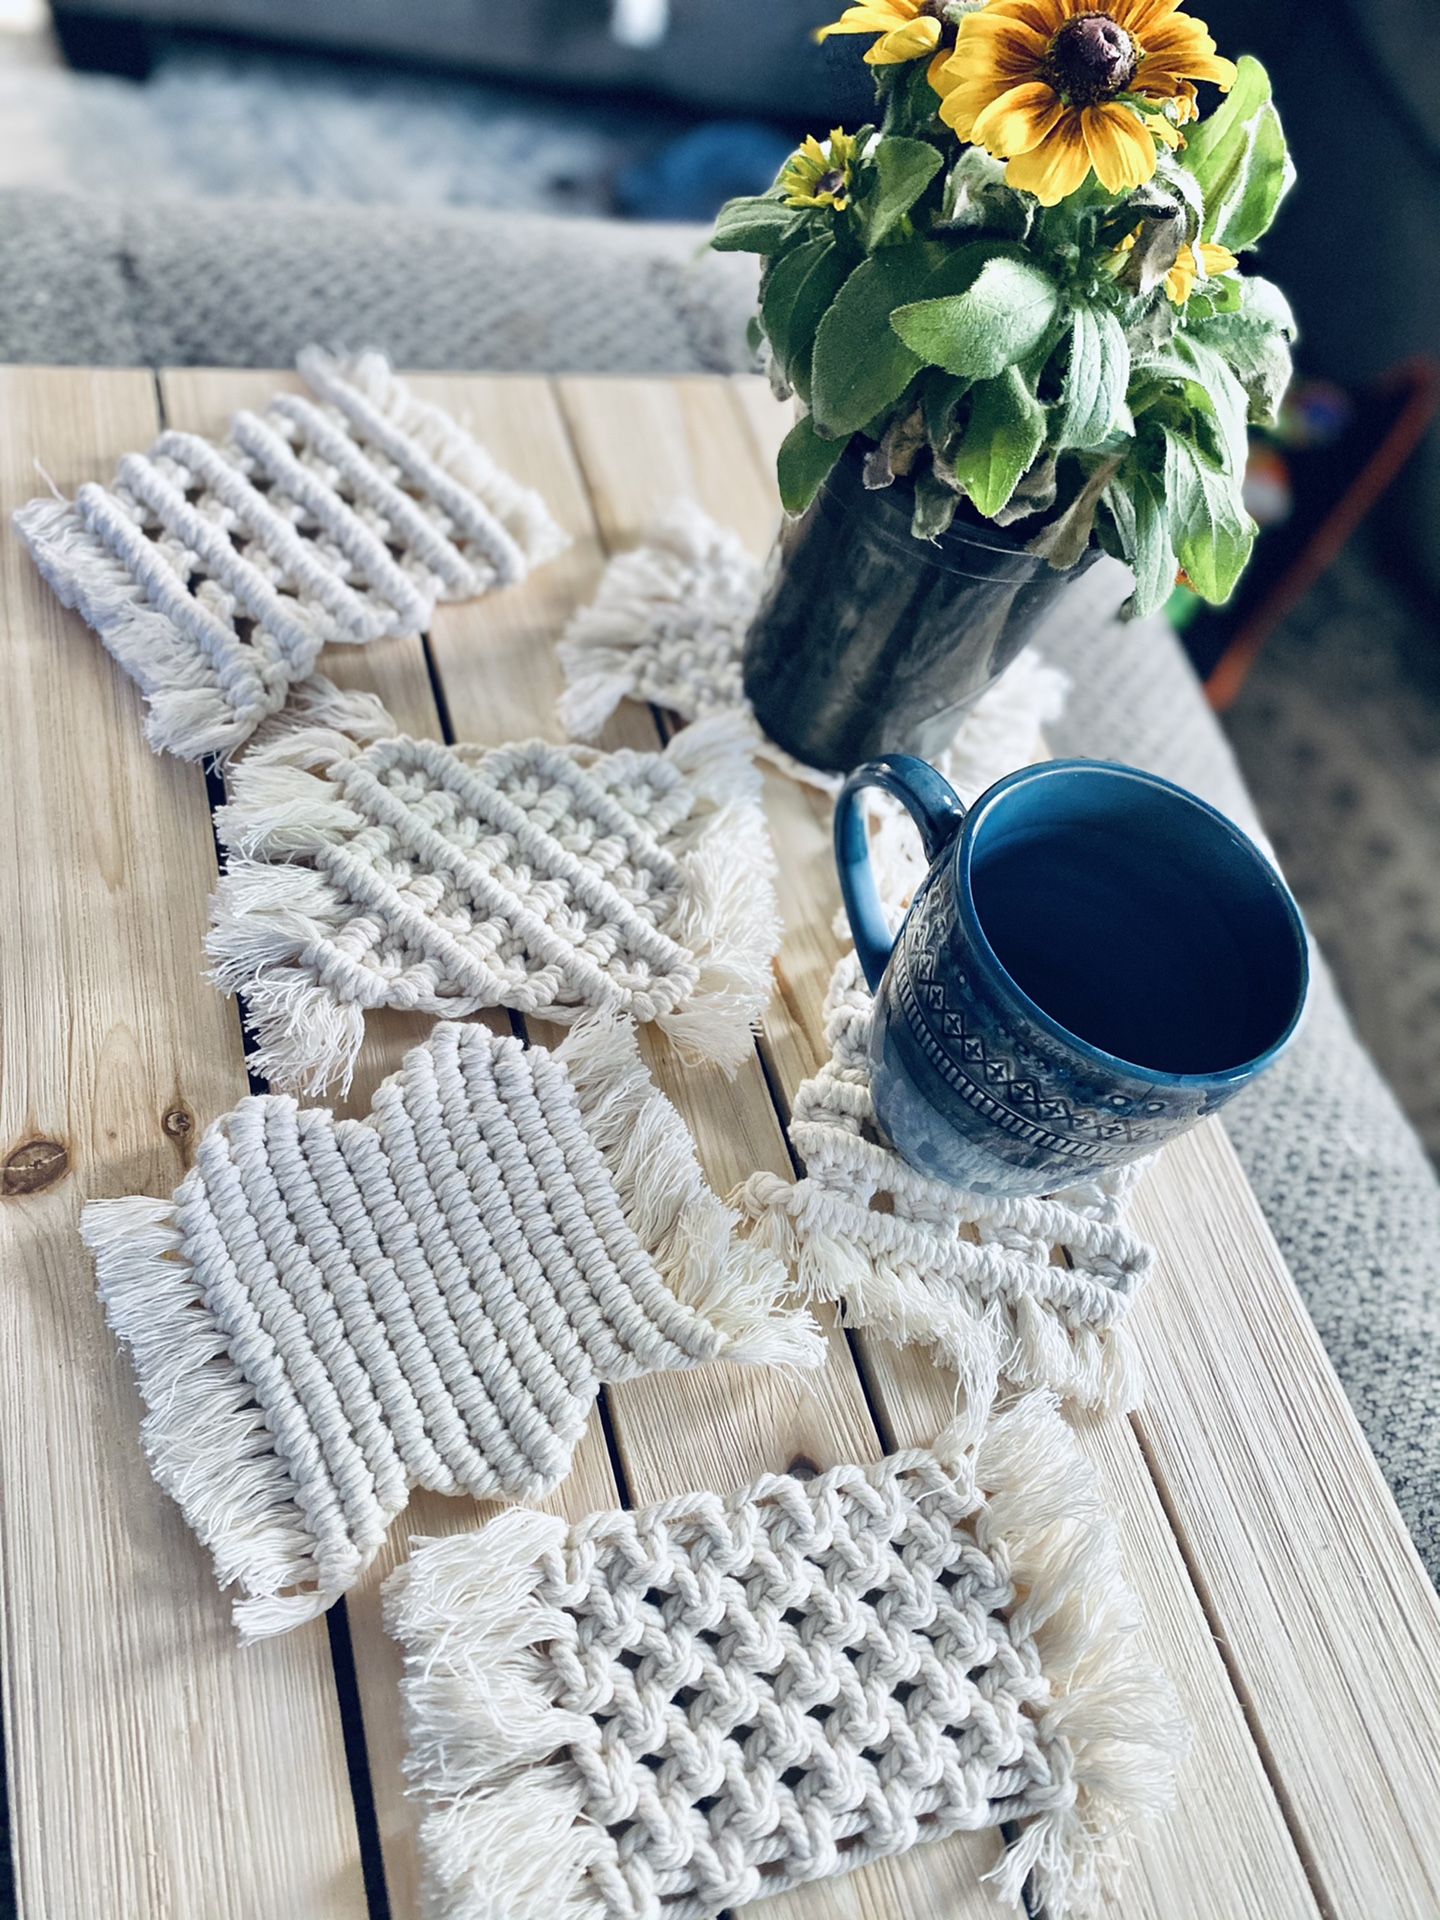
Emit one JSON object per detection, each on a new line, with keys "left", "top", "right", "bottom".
{"left": 387, "top": 1392, "right": 1186, "bottom": 1920}
{"left": 208, "top": 709, "right": 777, "bottom": 1095}
{"left": 740, "top": 954, "right": 1153, "bottom": 1424}
{"left": 15, "top": 346, "right": 566, "bottom": 761}
{"left": 83, "top": 1015, "right": 822, "bottom": 1639}
{"left": 556, "top": 503, "right": 1068, "bottom": 800}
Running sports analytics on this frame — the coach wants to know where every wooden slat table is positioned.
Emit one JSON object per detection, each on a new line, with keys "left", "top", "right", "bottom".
{"left": 3, "top": 367, "right": 1439, "bottom": 1920}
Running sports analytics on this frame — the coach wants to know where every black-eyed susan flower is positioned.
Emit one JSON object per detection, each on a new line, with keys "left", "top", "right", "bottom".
{"left": 931, "top": 0, "right": 1237, "bottom": 206}
{"left": 779, "top": 129, "right": 863, "bottom": 211}
{"left": 816, "top": 0, "right": 945, "bottom": 67}
{"left": 1161, "top": 237, "right": 1238, "bottom": 302}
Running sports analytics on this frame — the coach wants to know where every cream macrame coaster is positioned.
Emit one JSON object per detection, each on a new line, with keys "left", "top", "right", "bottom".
{"left": 208, "top": 709, "right": 777, "bottom": 1096}
{"left": 387, "top": 1392, "right": 1186, "bottom": 1920}
{"left": 83, "top": 1015, "right": 821, "bottom": 1639}
{"left": 740, "top": 953, "right": 1153, "bottom": 1423}
{"left": 557, "top": 503, "right": 1068, "bottom": 800}
{"left": 15, "top": 346, "right": 566, "bottom": 761}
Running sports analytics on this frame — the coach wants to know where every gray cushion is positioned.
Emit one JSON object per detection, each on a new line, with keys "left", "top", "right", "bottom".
{"left": 0, "top": 189, "right": 758, "bottom": 375}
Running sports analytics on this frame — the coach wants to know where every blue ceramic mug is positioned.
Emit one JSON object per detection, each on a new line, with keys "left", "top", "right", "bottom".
{"left": 835, "top": 756, "right": 1310, "bottom": 1196}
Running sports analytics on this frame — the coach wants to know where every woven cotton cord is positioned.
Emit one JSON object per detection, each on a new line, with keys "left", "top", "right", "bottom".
{"left": 14, "top": 347, "right": 566, "bottom": 762}
{"left": 556, "top": 502, "right": 1067, "bottom": 807}
{"left": 739, "top": 953, "right": 1153, "bottom": 1427}
{"left": 386, "top": 1392, "right": 1188, "bottom": 1920}
{"left": 208, "top": 707, "right": 781, "bottom": 1096}
{"left": 83, "top": 1014, "right": 821, "bottom": 1639}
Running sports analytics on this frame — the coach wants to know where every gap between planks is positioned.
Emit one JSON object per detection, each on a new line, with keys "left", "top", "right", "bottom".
{"left": 0, "top": 367, "right": 366, "bottom": 1920}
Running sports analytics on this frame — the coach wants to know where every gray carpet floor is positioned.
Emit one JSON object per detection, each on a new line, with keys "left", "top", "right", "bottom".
{"left": 1226, "top": 543, "right": 1440, "bottom": 1161}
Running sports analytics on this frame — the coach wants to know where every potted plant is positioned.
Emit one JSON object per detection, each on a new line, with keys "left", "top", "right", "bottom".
{"left": 713, "top": 0, "right": 1296, "bottom": 772}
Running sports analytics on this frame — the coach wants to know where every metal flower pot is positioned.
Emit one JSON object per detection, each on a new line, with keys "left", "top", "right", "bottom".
{"left": 742, "top": 445, "right": 1100, "bottom": 774}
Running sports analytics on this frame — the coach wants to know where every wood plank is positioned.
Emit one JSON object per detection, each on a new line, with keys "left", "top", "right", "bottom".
{"left": 557, "top": 374, "right": 1319, "bottom": 1920}
{"left": 553, "top": 374, "right": 1011, "bottom": 1919}
{"left": 160, "top": 370, "right": 625, "bottom": 1920}
{"left": 1129, "top": 1125, "right": 1440, "bottom": 1920}
{"left": 0, "top": 368, "right": 365, "bottom": 1919}
{"left": 729, "top": 372, "right": 1440, "bottom": 1917}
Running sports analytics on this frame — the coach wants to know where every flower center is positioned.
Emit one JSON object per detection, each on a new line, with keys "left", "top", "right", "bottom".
{"left": 816, "top": 168, "right": 847, "bottom": 197}
{"left": 1047, "top": 13, "right": 1138, "bottom": 105}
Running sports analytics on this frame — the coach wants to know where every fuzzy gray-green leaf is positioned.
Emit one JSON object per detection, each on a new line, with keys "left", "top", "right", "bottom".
{"left": 862, "top": 137, "right": 945, "bottom": 248}
{"left": 890, "top": 252, "right": 1059, "bottom": 381}
{"left": 1056, "top": 303, "right": 1130, "bottom": 450}
{"left": 777, "top": 414, "right": 851, "bottom": 515}
{"left": 950, "top": 366, "right": 1047, "bottom": 517}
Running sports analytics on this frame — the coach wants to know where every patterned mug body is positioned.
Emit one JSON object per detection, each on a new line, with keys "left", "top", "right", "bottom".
{"left": 835, "top": 757, "right": 1309, "bottom": 1196}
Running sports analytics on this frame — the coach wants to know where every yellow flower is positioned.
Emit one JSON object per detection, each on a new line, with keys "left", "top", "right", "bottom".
{"left": 930, "top": 0, "right": 1237, "bottom": 207}
{"left": 1162, "top": 237, "right": 1238, "bottom": 302}
{"left": 780, "top": 128, "right": 862, "bottom": 210}
{"left": 1115, "top": 227, "right": 1238, "bottom": 299}
{"left": 816, "top": 0, "right": 943, "bottom": 67}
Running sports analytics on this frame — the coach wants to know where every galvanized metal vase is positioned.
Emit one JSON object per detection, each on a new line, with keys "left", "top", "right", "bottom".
{"left": 742, "top": 446, "right": 1100, "bottom": 774}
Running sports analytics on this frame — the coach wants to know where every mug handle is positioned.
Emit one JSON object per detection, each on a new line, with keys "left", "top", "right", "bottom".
{"left": 835, "top": 755, "right": 968, "bottom": 992}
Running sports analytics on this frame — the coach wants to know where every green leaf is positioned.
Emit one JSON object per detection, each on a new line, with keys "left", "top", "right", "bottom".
{"left": 922, "top": 371, "right": 973, "bottom": 446}
{"left": 761, "top": 236, "right": 853, "bottom": 399}
{"left": 1182, "top": 57, "right": 1295, "bottom": 251}
{"left": 712, "top": 194, "right": 798, "bottom": 254}
{"left": 1237, "top": 273, "right": 1297, "bottom": 338}
{"left": 1104, "top": 464, "right": 1177, "bottom": 616}
{"left": 1162, "top": 426, "right": 1255, "bottom": 602}
{"left": 1172, "top": 336, "right": 1250, "bottom": 475}
{"left": 1055, "top": 303, "right": 1131, "bottom": 451}
{"left": 883, "top": 57, "right": 945, "bottom": 137}
{"left": 810, "top": 243, "right": 951, "bottom": 436}
{"left": 861, "top": 137, "right": 944, "bottom": 249}
{"left": 890, "top": 252, "right": 1060, "bottom": 380}
{"left": 950, "top": 366, "right": 1047, "bottom": 518}
{"left": 1190, "top": 280, "right": 1296, "bottom": 426}
{"left": 777, "top": 414, "right": 851, "bottom": 515}
{"left": 1027, "top": 455, "right": 1122, "bottom": 567}
{"left": 941, "top": 147, "right": 1033, "bottom": 240}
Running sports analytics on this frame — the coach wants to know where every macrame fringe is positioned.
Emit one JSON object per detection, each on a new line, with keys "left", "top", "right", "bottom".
{"left": 386, "top": 1513, "right": 607, "bottom": 1920}
{"left": 83, "top": 1195, "right": 334, "bottom": 1640}
{"left": 301, "top": 347, "right": 569, "bottom": 583}
{"left": 242, "top": 670, "right": 399, "bottom": 760}
{"left": 558, "top": 1010, "right": 823, "bottom": 1374}
{"left": 657, "top": 712, "right": 782, "bottom": 1072}
{"left": 556, "top": 504, "right": 754, "bottom": 741}
{"left": 207, "top": 722, "right": 378, "bottom": 1095}
{"left": 387, "top": 1396, "right": 1184, "bottom": 1920}
{"left": 951, "top": 1393, "right": 1190, "bottom": 1919}
{"left": 740, "top": 1171, "right": 1143, "bottom": 1430}
{"left": 14, "top": 496, "right": 279, "bottom": 763}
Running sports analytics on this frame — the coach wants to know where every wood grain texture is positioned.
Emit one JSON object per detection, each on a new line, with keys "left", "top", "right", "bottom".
{"left": 0, "top": 369, "right": 365, "bottom": 1920}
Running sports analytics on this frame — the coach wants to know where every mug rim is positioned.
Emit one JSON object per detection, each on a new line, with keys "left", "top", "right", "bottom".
{"left": 951, "top": 758, "right": 1311, "bottom": 1090}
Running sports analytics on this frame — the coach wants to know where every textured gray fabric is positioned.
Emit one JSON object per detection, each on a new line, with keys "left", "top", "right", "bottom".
{"left": 0, "top": 190, "right": 759, "bottom": 376}
{"left": 1032, "top": 561, "right": 1439, "bottom": 1572}
{"left": 0, "top": 190, "right": 143, "bottom": 366}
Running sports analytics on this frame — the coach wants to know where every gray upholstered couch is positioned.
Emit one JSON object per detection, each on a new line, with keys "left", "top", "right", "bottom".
{"left": 2, "top": 186, "right": 1435, "bottom": 1575}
